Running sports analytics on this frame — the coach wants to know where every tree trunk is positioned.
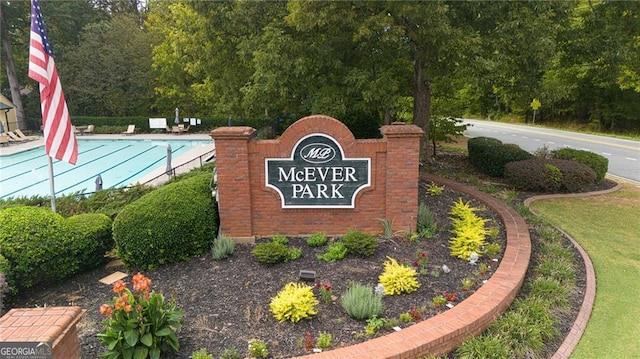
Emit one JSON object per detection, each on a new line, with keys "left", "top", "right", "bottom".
{"left": 0, "top": 11, "right": 27, "bottom": 131}
{"left": 412, "top": 52, "right": 431, "bottom": 163}
{"left": 383, "top": 109, "right": 391, "bottom": 125}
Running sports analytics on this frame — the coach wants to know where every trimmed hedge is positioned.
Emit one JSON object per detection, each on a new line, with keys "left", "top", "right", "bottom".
{"left": 72, "top": 116, "right": 278, "bottom": 134}
{"left": 552, "top": 148, "right": 608, "bottom": 183}
{"left": 468, "top": 137, "right": 533, "bottom": 177}
{"left": 66, "top": 213, "right": 114, "bottom": 272}
{"left": 505, "top": 159, "right": 597, "bottom": 192}
{"left": 0, "top": 207, "right": 113, "bottom": 295}
{"left": 113, "top": 173, "right": 218, "bottom": 270}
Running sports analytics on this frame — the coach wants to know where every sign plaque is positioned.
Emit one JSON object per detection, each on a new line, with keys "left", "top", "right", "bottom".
{"left": 266, "top": 134, "right": 370, "bottom": 208}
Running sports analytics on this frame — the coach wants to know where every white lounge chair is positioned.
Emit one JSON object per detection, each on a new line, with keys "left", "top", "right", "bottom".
{"left": 122, "top": 124, "right": 135, "bottom": 135}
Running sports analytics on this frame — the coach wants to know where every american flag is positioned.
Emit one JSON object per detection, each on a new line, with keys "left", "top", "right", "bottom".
{"left": 28, "top": 0, "right": 78, "bottom": 164}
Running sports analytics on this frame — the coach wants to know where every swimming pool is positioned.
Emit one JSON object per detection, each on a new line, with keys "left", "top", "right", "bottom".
{"left": 0, "top": 139, "right": 213, "bottom": 199}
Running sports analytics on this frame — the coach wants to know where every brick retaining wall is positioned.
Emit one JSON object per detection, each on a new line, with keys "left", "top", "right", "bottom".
{"left": 293, "top": 174, "right": 531, "bottom": 358}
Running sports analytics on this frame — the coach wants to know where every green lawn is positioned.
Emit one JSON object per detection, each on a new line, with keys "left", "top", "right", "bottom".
{"left": 529, "top": 183, "right": 640, "bottom": 359}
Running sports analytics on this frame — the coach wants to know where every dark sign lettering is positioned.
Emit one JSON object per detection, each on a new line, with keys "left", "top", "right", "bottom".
{"left": 266, "top": 134, "right": 370, "bottom": 208}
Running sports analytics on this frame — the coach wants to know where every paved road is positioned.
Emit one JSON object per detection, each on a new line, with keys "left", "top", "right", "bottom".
{"left": 461, "top": 119, "right": 640, "bottom": 184}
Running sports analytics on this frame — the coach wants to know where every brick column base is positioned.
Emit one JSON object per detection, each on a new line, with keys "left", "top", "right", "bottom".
{"left": 0, "top": 307, "right": 84, "bottom": 359}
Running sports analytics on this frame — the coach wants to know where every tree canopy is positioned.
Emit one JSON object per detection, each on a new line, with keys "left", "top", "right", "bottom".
{"left": 2, "top": 0, "right": 639, "bottom": 150}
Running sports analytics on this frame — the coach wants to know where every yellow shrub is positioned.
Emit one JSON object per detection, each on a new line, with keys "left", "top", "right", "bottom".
{"left": 378, "top": 257, "right": 420, "bottom": 295}
{"left": 449, "top": 198, "right": 487, "bottom": 260}
{"left": 269, "top": 282, "right": 319, "bottom": 323}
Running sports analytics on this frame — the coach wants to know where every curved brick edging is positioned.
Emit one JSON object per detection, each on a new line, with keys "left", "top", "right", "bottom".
{"left": 293, "top": 174, "right": 531, "bottom": 359}
{"left": 525, "top": 181, "right": 622, "bottom": 359}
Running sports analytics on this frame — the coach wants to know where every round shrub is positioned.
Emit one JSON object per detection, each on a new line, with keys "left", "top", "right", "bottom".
{"left": 468, "top": 137, "right": 533, "bottom": 177}
{"left": 306, "top": 232, "right": 327, "bottom": 247}
{"left": 467, "top": 137, "right": 503, "bottom": 173}
{"left": 505, "top": 159, "right": 597, "bottom": 193}
{"left": 342, "top": 230, "right": 378, "bottom": 257}
{"left": 252, "top": 242, "right": 300, "bottom": 264}
{"left": 113, "top": 173, "right": 218, "bottom": 270}
{"left": 378, "top": 257, "right": 420, "bottom": 295}
{"left": 66, "top": 213, "right": 113, "bottom": 272}
{"left": 504, "top": 159, "right": 562, "bottom": 192}
{"left": 548, "top": 159, "right": 598, "bottom": 192}
{"left": 552, "top": 148, "right": 608, "bottom": 183}
{"left": 0, "top": 207, "right": 71, "bottom": 292}
{"left": 269, "top": 282, "right": 319, "bottom": 323}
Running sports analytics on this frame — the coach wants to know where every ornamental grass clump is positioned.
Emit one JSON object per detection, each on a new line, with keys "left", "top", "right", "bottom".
{"left": 269, "top": 282, "right": 319, "bottom": 323}
{"left": 378, "top": 257, "right": 420, "bottom": 295}
{"left": 97, "top": 273, "right": 184, "bottom": 359}
{"left": 340, "top": 282, "right": 383, "bottom": 320}
{"left": 211, "top": 236, "right": 235, "bottom": 260}
{"left": 449, "top": 198, "right": 487, "bottom": 260}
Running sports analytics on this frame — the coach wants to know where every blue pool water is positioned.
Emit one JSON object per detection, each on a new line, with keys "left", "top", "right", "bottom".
{"left": 0, "top": 139, "right": 212, "bottom": 199}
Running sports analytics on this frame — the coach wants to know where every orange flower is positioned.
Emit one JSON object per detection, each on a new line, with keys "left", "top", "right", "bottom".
{"left": 99, "top": 304, "right": 113, "bottom": 316}
{"left": 113, "top": 279, "right": 126, "bottom": 294}
{"left": 132, "top": 272, "right": 151, "bottom": 293}
{"left": 114, "top": 293, "right": 130, "bottom": 311}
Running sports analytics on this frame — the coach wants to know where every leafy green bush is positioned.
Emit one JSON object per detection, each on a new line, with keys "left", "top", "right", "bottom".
{"left": 468, "top": 137, "right": 533, "bottom": 177}
{"left": 316, "top": 241, "right": 348, "bottom": 262}
{"left": 0, "top": 207, "right": 114, "bottom": 296}
{"left": 448, "top": 199, "right": 487, "bottom": 260}
{"left": 66, "top": 213, "right": 113, "bottom": 272}
{"left": 467, "top": 136, "right": 504, "bottom": 174}
{"left": 113, "top": 173, "right": 218, "bottom": 270}
{"left": 269, "top": 282, "right": 319, "bottom": 322}
{"left": 342, "top": 230, "right": 378, "bottom": 257}
{"left": 97, "top": 273, "right": 184, "bottom": 358}
{"left": 378, "top": 257, "right": 420, "bottom": 295}
{"left": 552, "top": 147, "right": 608, "bottom": 183}
{"left": 212, "top": 236, "right": 235, "bottom": 260}
{"left": 340, "top": 283, "right": 383, "bottom": 320}
{"left": 252, "top": 241, "right": 301, "bottom": 264}
{"left": 247, "top": 339, "right": 269, "bottom": 359}
{"left": 271, "top": 234, "right": 289, "bottom": 245}
{"left": 306, "top": 232, "right": 327, "bottom": 247}
{"left": 191, "top": 349, "right": 214, "bottom": 359}
{"left": 505, "top": 158, "right": 597, "bottom": 192}
{"left": 0, "top": 207, "right": 72, "bottom": 292}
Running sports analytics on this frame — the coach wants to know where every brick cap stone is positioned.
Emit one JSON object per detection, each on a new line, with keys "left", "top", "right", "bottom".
{"left": 0, "top": 306, "right": 84, "bottom": 343}
{"left": 380, "top": 123, "right": 424, "bottom": 137}
{"left": 210, "top": 126, "right": 255, "bottom": 140}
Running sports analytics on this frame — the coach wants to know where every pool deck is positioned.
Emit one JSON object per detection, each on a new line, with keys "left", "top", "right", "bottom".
{"left": 0, "top": 133, "right": 215, "bottom": 188}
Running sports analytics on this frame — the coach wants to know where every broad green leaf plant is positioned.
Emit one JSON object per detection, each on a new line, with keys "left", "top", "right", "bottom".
{"left": 97, "top": 273, "right": 184, "bottom": 359}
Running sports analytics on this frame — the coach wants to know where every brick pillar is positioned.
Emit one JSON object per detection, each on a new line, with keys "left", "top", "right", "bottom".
{"left": 0, "top": 306, "right": 84, "bottom": 359}
{"left": 380, "top": 123, "right": 424, "bottom": 232}
{"left": 210, "top": 126, "right": 255, "bottom": 241}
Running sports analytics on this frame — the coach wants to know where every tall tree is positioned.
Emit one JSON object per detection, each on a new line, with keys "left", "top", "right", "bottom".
{"left": 1, "top": 0, "right": 30, "bottom": 130}
{"left": 62, "top": 15, "right": 156, "bottom": 116}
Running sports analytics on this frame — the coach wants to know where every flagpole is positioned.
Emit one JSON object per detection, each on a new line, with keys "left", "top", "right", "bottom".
{"left": 47, "top": 156, "right": 56, "bottom": 212}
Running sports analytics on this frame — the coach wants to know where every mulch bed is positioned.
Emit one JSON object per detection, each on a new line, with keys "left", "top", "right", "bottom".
{"left": 10, "top": 144, "right": 604, "bottom": 358}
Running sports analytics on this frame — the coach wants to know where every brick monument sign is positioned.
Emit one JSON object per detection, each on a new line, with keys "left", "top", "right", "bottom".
{"left": 210, "top": 115, "right": 423, "bottom": 242}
